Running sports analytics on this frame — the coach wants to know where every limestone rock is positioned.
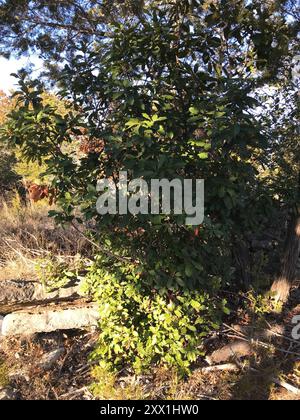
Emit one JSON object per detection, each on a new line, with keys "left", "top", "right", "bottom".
{"left": 1, "top": 303, "right": 99, "bottom": 336}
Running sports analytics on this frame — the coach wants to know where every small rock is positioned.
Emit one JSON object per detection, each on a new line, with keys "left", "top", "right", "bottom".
{"left": 0, "top": 387, "right": 16, "bottom": 400}
{"left": 206, "top": 340, "right": 253, "bottom": 365}
{"left": 38, "top": 347, "right": 65, "bottom": 370}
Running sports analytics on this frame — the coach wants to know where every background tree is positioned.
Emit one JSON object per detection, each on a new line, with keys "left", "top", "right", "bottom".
{"left": 0, "top": 90, "right": 21, "bottom": 197}
{"left": 0, "top": 86, "right": 72, "bottom": 200}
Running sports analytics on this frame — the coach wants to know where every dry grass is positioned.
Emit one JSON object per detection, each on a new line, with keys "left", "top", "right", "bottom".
{"left": 0, "top": 199, "right": 90, "bottom": 282}
{"left": 90, "top": 365, "right": 240, "bottom": 401}
{"left": 0, "top": 330, "right": 97, "bottom": 400}
{"left": 90, "top": 357, "right": 300, "bottom": 401}
{"left": 0, "top": 358, "right": 9, "bottom": 388}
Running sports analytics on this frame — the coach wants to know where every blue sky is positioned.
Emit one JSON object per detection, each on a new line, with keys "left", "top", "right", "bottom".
{"left": 0, "top": 56, "right": 43, "bottom": 94}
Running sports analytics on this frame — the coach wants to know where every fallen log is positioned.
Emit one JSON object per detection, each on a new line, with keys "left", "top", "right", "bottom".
{"left": 0, "top": 279, "right": 84, "bottom": 315}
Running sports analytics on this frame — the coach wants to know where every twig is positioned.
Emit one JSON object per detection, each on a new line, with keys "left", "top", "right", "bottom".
{"left": 226, "top": 334, "right": 300, "bottom": 358}
{"left": 196, "top": 394, "right": 218, "bottom": 401}
{"left": 2, "top": 239, "right": 36, "bottom": 265}
{"left": 71, "top": 222, "right": 136, "bottom": 264}
{"left": 59, "top": 386, "right": 89, "bottom": 399}
{"left": 225, "top": 321, "right": 300, "bottom": 346}
{"left": 265, "top": 328, "right": 300, "bottom": 345}
{"left": 200, "top": 364, "right": 240, "bottom": 373}
{"left": 74, "top": 360, "right": 98, "bottom": 375}
{"left": 223, "top": 323, "right": 247, "bottom": 338}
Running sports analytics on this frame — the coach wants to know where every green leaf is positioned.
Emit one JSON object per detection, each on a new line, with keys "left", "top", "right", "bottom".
{"left": 125, "top": 119, "right": 140, "bottom": 128}
{"left": 198, "top": 152, "right": 208, "bottom": 159}
{"left": 190, "top": 300, "right": 202, "bottom": 311}
{"left": 189, "top": 107, "right": 200, "bottom": 116}
{"left": 185, "top": 265, "right": 193, "bottom": 277}
{"left": 142, "top": 113, "right": 151, "bottom": 120}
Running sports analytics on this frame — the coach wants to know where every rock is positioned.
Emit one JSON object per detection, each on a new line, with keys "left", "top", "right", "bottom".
{"left": 1, "top": 303, "right": 99, "bottom": 337}
{"left": 0, "top": 315, "right": 3, "bottom": 335}
{"left": 38, "top": 347, "right": 65, "bottom": 370}
{"left": 206, "top": 340, "right": 253, "bottom": 365}
{"left": 0, "top": 280, "right": 84, "bottom": 314}
{"left": 0, "top": 387, "right": 16, "bottom": 400}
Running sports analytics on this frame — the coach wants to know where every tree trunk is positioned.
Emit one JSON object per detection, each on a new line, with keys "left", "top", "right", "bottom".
{"left": 271, "top": 213, "right": 300, "bottom": 303}
{"left": 234, "top": 240, "right": 252, "bottom": 291}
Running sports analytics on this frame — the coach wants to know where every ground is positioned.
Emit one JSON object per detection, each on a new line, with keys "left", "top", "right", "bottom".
{"left": 1, "top": 289, "right": 299, "bottom": 400}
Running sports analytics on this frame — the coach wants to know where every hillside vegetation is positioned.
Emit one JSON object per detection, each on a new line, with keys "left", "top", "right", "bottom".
{"left": 0, "top": 0, "right": 299, "bottom": 400}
